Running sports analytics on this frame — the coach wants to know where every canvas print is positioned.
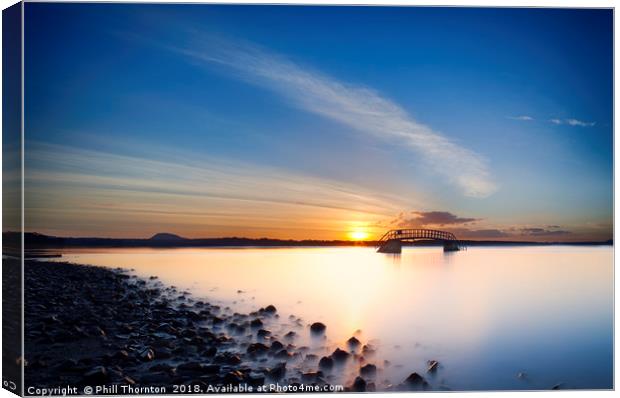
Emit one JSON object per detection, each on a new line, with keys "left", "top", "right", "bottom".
{"left": 2, "top": 3, "right": 614, "bottom": 395}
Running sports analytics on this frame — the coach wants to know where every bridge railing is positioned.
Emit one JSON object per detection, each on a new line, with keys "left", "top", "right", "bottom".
{"left": 376, "top": 228, "right": 458, "bottom": 247}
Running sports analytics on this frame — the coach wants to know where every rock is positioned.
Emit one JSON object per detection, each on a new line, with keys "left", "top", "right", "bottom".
{"left": 223, "top": 370, "right": 244, "bottom": 384}
{"left": 267, "top": 362, "right": 286, "bottom": 381}
{"left": 331, "top": 348, "right": 350, "bottom": 363}
{"left": 250, "top": 318, "right": 263, "bottom": 328}
{"left": 247, "top": 343, "right": 269, "bottom": 356}
{"left": 153, "top": 347, "right": 172, "bottom": 359}
{"left": 176, "top": 362, "right": 204, "bottom": 372}
{"left": 140, "top": 348, "right": 155, "bottom": 361}
{"left": 427, "top": 360, "right": 439, "bottom": 373}
{"left": 149, "top": 363, "right": 174, "bottom": 373}
{"left": 257, "top": 329, "right": 271, "bottom": 338}
{"left": 274, "top": 349, "right": 291, "bottom": 360}
{"left": 310, "top": 322, "right": 326, "bottom": 334}
{"left": 347, "top": 336, "right": 361, "bottom": 351}
{"left": 270, "top": 341, "right": 284, "bottom": 351}
{"left": 246, "top": 373, "right": 265, "bottom": 387}
{"left": 301, "top": 371, "right": 323, "bottom": 383}
{"left": 402, "top": 372, "right": 429, "bottom": 390}
{"left": 264, "top": 305, "right": 277, "bottom": 315}
{"left": 284, "top": 331, "right": 297, "bottom": 341}
{"left": 214, "top": 353, "right": 242, "bottom": 365}
{"left": 56, "top": 359, "right": 79, "bottom": 371}
{"left": 362, "top": 344, "right": 376, "bottom": 356}
{"left": 83, "top": 366, "right": 109, "bottom": 384}
{"left": 114, "top": 350, "right": 130, "bottom": 361}
{"left": 360, "top": 364, "right": 377, "bottom": 377}
{"left": 304, "top": 354, "right": 318, "bottom": 362}
{"left": 318, "top": 356, "right": 334, "bottom": 371}
{"left": 352, "top": 376, "right": 367, "bottom": 392}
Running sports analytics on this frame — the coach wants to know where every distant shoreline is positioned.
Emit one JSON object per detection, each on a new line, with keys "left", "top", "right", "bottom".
{"left": 3, "top": 232, "right": 613, "bottom": 251}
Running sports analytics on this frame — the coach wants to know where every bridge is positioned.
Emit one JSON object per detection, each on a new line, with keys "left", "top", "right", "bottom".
{"left": 376, "top": 229, "right": 462, "bottom": 253}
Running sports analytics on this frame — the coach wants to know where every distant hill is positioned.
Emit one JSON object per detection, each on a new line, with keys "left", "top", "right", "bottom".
{"left": 149, "top": 233, "right": 187, "bottom": 241}
{"left": 3, "top": 231, "right": 612, "bottom": 250}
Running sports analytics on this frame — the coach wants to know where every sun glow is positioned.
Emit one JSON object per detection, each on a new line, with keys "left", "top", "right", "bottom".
{"left": 349, "top": 230, "right": 369, "bottom": 241}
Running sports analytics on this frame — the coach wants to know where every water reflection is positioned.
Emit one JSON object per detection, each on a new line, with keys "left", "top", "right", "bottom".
{"left": 51, "top": 246, "right": 612, "bottom": 390}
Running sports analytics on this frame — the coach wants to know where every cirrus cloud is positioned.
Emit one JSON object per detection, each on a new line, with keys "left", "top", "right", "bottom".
{"left": 174, "top": 37, "right": 497, "bottom": 198}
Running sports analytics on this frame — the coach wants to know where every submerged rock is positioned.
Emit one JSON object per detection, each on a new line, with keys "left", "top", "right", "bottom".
{"left": 83, "top": 366, "right": 109, "bottom": 384}
{"left": 310, "top": 322, "right": 326, "bottom": 335}
{"left": 347, "top": 336, "right": 361, "bottom": 351}
{"left": 331, "top": 348, "right": 350, "bottom": 363}
{"left": 360, "top": 363, "right": 377, "bottom": 377}
{"left": 256, "top": 329, "right": 271, "bottom": 338}
{"left": 270, "top": 341, "right": 284, "bottom": 351}
{"left": 247, "top": 343, "right": 269, "bottom": 356}
{"left": 401, "top": 372, "right": 429, "bottom": 390}
{"left": 318, "top": 356, "right": 334, "bottom": 371}
{"left": 352, "top": 376, "right": 367, "bottom": 392}
{"left": 267, "top": 362, "right": 287, "bottom": 381}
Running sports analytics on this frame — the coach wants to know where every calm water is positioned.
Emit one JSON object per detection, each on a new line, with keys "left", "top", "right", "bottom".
{"left": 51, "top": 246, "right": 613, "bottom": 391}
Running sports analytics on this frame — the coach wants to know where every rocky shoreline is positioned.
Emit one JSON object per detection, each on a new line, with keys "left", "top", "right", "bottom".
{"left": 24, "top": 260, "right": 433, "bottom": 393}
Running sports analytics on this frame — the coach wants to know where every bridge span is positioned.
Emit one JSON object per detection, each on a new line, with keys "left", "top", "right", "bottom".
{"left": 376, "top": 229, "right": 462, "bottom": 253}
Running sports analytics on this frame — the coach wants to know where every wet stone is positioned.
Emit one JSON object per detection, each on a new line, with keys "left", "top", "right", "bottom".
{"left": 360, "top": 363, "right": 377, "bottom": 378}
{"left": 318, "top": 356, "right": 334, "bottom": 371}
{"left": 331, "top": 348, "right": 350, "bottom": 363}
{"left": 402, "top": 372, "right": 429, "bottom": 390}
{"left": 310, "top": 322, "right": 326, "bottom": 335}
{"left": 352, "top": 376, "right": 367, "bottom": 392}
{"left": 267, "top": 362, "right": 287, "bottom": 381}
{"left": 83, "top": 366, "right": 109, "bottom": 384}
{"left": 347, "top": 336, "right": 361, "bottom": 351}
{"left": 256, "top": 329, "right": 271, "bottom": 339}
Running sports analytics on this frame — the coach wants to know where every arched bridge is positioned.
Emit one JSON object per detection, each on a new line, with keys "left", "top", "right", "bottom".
{"left": 376, "top": 229, "right": 462, "bottom": 253}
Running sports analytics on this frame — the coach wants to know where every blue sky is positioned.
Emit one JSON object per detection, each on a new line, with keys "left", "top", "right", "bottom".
{"left": 24, "top": 4, "right": 612, "bottom": 240}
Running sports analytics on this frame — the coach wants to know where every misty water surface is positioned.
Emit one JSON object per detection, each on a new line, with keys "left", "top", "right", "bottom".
{"left": 53, "top": 246, "right": 613, "bottom": 390}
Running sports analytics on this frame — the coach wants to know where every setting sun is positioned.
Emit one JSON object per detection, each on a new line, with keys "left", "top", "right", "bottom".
{"left": 348, "top": 230, "right": 369, "bottom": 241}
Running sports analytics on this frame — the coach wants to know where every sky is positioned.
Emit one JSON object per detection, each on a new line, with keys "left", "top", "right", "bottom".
{"left": 23, "top": 4, "right": 613, "bottom": 241}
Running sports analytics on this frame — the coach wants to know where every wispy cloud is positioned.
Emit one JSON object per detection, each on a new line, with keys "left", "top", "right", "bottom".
{"left": 549, "top": 118, "right": 596, "bottom": 127}
{"left": 508, "top": 115, "right": 534, "bottom": 121}
{"left": 175, "top": 38, "right": 496, "bottom": 198}
{"left": 25, "top": 143, "right": 409, "bottom": 239}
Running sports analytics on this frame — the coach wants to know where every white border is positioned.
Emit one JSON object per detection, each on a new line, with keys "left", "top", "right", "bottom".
{"left": 0, "top": 2, "right": 615, "bottom": 398}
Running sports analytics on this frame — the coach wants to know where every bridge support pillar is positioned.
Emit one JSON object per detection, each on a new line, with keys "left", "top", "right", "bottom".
{"left": 443, "top": 241, "right": 460, "bottom": 252}
{"left": 377, "top": 239, "right": 402, "bottom": 254}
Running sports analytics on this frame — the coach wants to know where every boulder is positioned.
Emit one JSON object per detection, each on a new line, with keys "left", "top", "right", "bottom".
{"left": 331, "top": 348, "right": 350, "bottom": 363}
{"left": 83, "top": 366, "right": 109, "bottom": 384}
{"left": 318, "top": 356, "right": 334, "bottom": 371}
{"left": 310, "top": 322, "right": 326, "bottom": 334}
{"left": 347, "top": 336, "right": 361, "bottom": 351}
{"left": 360, "top": 363, "right": 377, "bottom": 377}
{"left": 352, "top": 376, "right": 367, "bottom": 392}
